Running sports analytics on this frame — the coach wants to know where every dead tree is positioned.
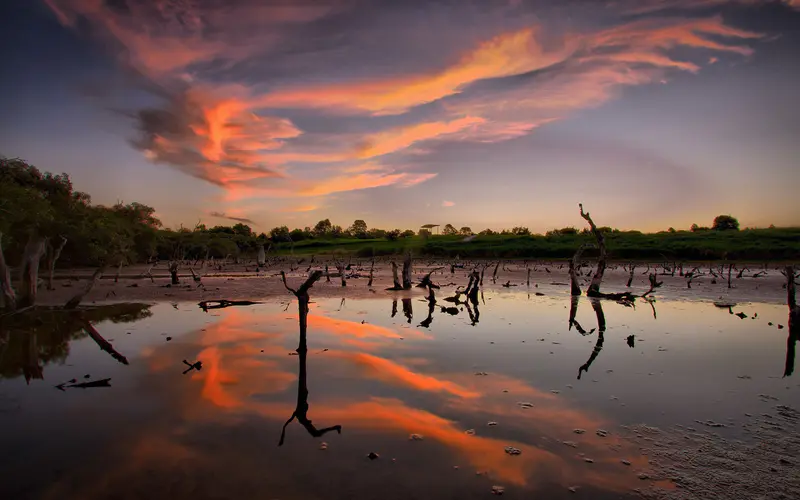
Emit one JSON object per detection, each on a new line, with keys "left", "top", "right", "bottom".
{"left": 64, "top": 265, "right": 105, "bottom": 310}
{"left": 387, "top": 261, "right": 403, "bottom": 290}
{"left": 727, "top": 263, "right": 733, "bottom": 289}
{"left": 402, "top": 252, "right": 413, "bottom": 290}
{"left": 782, "top": 266, "right": 800, "bottom": 377}
{"left": 641, "top": 274, "right": 663, "bottom": 298}
{"left": 579, "top": 204, "right": 607, "bottom": 297}
{"left": 492, "top": 261, "right": 500, "bottom": 283}
{"left": 626, "top": 263, "right": 637, "bottom": 287}
{"left": 416, "top": 267, "right": 443, "bottom": 289}
{"left": 569, "top": 243, "right": 590, "bottom": 296}
{"left": 18, "top": 235, "right": 47, "bottom": 308}
{"left": 0, "top": 232, "right": 17, "bottom": 311}
{"left": 45, "top": 235, "right": 68, "bottom": 290}
{"left": 278, "top": 270, "right": 341, "bottom": 445}
{"left": 368, "top": 257, "right": 375, "bottom": 287}
{"left": 114, "top": 258, "right": 124, "bottom": 284}
{"left": 169, "top": 261, "right": 180, "bottom": 285}
{"left": 526, "top": 267, "right": 531, "bottom": 287}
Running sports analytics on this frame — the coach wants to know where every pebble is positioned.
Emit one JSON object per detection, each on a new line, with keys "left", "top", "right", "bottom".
{"left": 568, "top": 486, "right": 579, "bottom": 493}
{"left": 319, "top": 442, "right": 328, "bottom": 450}
{"left": 409, "top": 434, "right": 424, "bottom": 441}
{"left": 573, "top": 429, "right": 586, "bottom": 434}
{"left": 367, "top": 452, "right": 379, "bottom": 460}
{"left": 596, "top": 429, "right": 609, "bottom": 437}
{"left": 487, "top": 421, "right": 498, "bottom": 426}
{"left": 491, "top": 486, "right": 505, "bottom": 495}
{"left": 517, "top": 402, "right": 534, "bottom": 409}
{"left": 621, "top": 459, "right": 631, "bottom": 466}
{"left": 638, "top": 473, "right": 650, "bottom": 480}
{"left": 475, "top": 372, "right": 489, "bottom": 376}
{"left": 562, "top": 441, "right": 578, "bottom": 448}
{"left": 584, "top": 458, "right": 594, "bottom": 463}
{"left": 465, "top": 429, "right": 476, "bottom": 436}
{"left": 504, "top": 446, "right": 522, "bottom": 456}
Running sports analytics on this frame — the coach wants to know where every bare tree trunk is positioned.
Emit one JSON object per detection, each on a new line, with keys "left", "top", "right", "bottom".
{"left": 388, "top": 261, "right": 402, "bottom": 290}
{"left": 727, "top": 263, "right": 733, "bottom": 289}
{"left": 526, "top": 267, "right": 531, "bottom": 287}
{"left": 46, "top": 236, "right": 67, "bottom": 290}
{"left": 579, "top": 203, "right": 607, "bottom": 297}
{"left": 626, "top": 263, "right": 636, "bottom": 287}
{"left": 65, "top": 265, "right": 105, "bottom": 309}
{"left": 368, "top": 257, "right": 374, "bottom": 287}
{"left": 492, "top": 261, "right": 500, "bottom": 283}
{"left": 402, "top": 252, "right": 413, "bottom": 290}
{"left": 169, "top": 261, "right": 179, "bottom": 285}
{"left": 18, "top": 235, "right": 46, "bottom": 308}
{"left": 0, "top": 232, "right": 17, "bottom": 311}
{"left": 257, "top": 245, "right": 266, "bottom": 267}
{"left": 114, "top": 259, "right": 124, "bottom": 283}
{"left": 569, "top": 244, "right": 589, "bottom": 296}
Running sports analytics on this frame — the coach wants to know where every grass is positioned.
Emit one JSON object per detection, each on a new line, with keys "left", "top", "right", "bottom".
{"left": 271, "top": 228, "right": 800, "bottom": 261}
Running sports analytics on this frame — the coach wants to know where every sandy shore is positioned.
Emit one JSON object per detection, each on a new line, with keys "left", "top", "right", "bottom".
{"left": 36, "top": 259, "right": 792, "bottom": 306}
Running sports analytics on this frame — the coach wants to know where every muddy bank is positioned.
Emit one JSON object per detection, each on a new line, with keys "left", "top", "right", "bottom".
{"left": 36, "top": 260, "right": 791, "bottom": 306}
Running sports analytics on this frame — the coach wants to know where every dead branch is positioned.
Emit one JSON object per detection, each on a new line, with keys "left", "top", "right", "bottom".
{"left": 569, "top": 243, "right": 590, "bottom": 296}
{"left": 198, "top": 299, "right": 261, "bottom": 311}
{"left": 64, "top": 265, "right": 105, "bottom": 310}
{"left": 46, "top": 235, "right": 67, "bottom": 290}
{"left": 83, "top": 320, "right": 129, "bottom": 365}
{"left": 641, "top": 274, "right": 664, "bottom": 298}
{"left": 416, "top": 267, "right": 443, "bottom": 289}
{"left": 626, "top": 263, "right": 636, "bottom": 287}
{"left": 579, "top": 203, "right": 607, "bottom": 297}
{"left": 387, "top": 261, "right": 403, "bottom": 290}
{"left": 402, "top": 252, "right": 413, "bottom": 289}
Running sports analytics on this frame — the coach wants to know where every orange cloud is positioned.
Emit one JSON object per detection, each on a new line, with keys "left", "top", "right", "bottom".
{"left": 356, "top": 116, "right": 485, "bottom": 158}
{"left": 333, "top": 352, "right": 480, "bottom": 399}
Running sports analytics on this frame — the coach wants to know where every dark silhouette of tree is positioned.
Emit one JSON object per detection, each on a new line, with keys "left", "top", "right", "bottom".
{"left": 459, "top": 226, "right": 473, "bottom": 235}
{"left": 712, "top": 215, "right": 739, "bottom": 231}
{"left": 349, "top": 219, "right": 368, "bottom": 238}
{"left": 442, "top": 224, "right": 457, "bottom": 235}
{"left": 313, "top": 219, "right": 332, "bottom": 237}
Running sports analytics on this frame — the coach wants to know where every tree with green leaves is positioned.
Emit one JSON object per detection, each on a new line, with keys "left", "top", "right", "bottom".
{"left": 442, "top": 224, "right": 457, "bottom": 235}
{"left": 712, "top": 215, "right": 740, "bottom": 231}
{"left": 349, "top": 219, "right": 368, "bottom": 238}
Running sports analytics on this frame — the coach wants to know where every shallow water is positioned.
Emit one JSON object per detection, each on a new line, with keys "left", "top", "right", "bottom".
{"left": 1, "top": 290, "right": 797, "bottom": 499}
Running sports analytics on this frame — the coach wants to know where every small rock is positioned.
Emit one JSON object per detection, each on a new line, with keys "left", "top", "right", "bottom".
{"left": 487, "top": 421, "right": 498, "bottom": 426}
{"left": 367, "top": 452, "right": 380, "bottom": 460}
{"left": 621, "top": 459, "right": 631, "bottom": 466}
{"left": 778, "top": 324, "right": 784, "bottom": 329}
{"left": 465, "top": 429, "right": 476, "bottom": 435}
{"left": 562, "top": 441, "right": 578, "bottom": 448}
{"left": 504, "top": 446, "right": 522, "bottom": 456}
{"left": 453, "top": 465, "right": 459, "bottom": 469}
{"left": 166, "top": 337, "right": 172, "bottom": 341}
{"left": 491, "top": 486, "right": 505, "bottom": 495}
{"left": 84, "top": 374, "right": 91, "bottom": 379}
{"left": 573, "top": 429, "right": 586, "bottom": 434}
{"left": 638, "top": 473, "right": 650, "bottom": 480}
{"left": 409, "top": 433, "right": 424, "bottom": 441}
{"left": 475, "top": 371, "right": 489, "bottom": 376}
{"left": 568, "top": 486, "right": 579, "bottom": 493}
{"left": 551, "top": 390, "right": 560, "bottom": 394}
{"left": 319, "top": 442, "right": 328, "bottom": 450}
{"left": 596, "top": 429, "right": 609, "bottom": 437}
{"left": 517, "top": 402, "right": 534, "bottom": 409}
{"left": 584, "top": 458, "right": 594, "bottom": 463}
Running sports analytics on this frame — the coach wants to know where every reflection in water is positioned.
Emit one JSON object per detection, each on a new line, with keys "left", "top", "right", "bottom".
{"left": 279, "top": 271, "right": 342, "bottom": 445}
{"left": 402, "top": 297, "right": 413, "bottom": 323}
{"left": 783, "top": 266, "right": 799, "bottom": 377}
{"left": 577, "top": 299, "right": 606, "bottom": 380}
{"left": 0, "top": 304, "right": 151, "bottom": 382}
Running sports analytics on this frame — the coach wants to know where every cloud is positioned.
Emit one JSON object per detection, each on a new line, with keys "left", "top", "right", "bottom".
{"left": 442, "top": 200, "right": 455, "bottom": 207}
{"left": 46, "top": 0, "right": 770, "bottom": 212}
{"left": 208, "top": 211, "right": 254, "bottom": 224}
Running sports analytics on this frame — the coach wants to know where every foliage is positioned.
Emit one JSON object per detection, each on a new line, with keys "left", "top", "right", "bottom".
{"left": 712, "top": 215, "right": 740, "bottom": 231}
{"left": 442, "top": 224, "right": 457, "bottom": 235}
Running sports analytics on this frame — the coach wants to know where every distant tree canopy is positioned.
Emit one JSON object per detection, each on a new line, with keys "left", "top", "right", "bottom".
{"left": 712, "top": 215, "right": 740, "bottom": 231}
{"left": 460, "top": 226, "right": 473, "bottom": 235}
{"left": 442, "top": 224, "right": 458, "bottom": 235}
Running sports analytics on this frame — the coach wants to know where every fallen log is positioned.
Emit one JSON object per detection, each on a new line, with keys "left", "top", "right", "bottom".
{"left": 83, "top": 320, "right": 129, "bottom": 365}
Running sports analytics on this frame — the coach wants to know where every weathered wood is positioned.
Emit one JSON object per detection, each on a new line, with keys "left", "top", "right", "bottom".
{"left": 402, "top": 252, "right": 413, "bottom": 290}
{"left": 368, "top": 257, "right": 375, "bottom": 287}
{"left": 387, "top": 261, "right": 403, "bottom": 290}
{"left": 169, "top": 261, "right": 180, "bottom": 285}
{"left": 64, "top": 265, "right": 105, "bottom": 309}
{"left": 83, "top": 320, "right": 129, "bottom": 365}
{"left": 626, "top": 263, "right": 636, "bottom": 287}
{"left": 0, "top": 232, "right": 17, "bottom": 311}
{"left": 569, "top": 243, "right": 590, "bottom": 296}
{"left": 579, "top": 204, "right": 607, "bottom": 297}
{"left": 257, "top": 245, "right": 266, "bottom": 267}
{"left": 46, "top": 235, "right": 68, "bottom": 290}
{"left": 18, "top": 236, "right": 47, "bottom": 308}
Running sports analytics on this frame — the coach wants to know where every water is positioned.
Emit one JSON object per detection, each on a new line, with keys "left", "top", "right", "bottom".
{"left": 1, "top": 291, "right": 797, "bottom": 499}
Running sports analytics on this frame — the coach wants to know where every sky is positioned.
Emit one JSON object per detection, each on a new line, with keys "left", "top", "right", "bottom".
{"left": 1, "top": 0, "right": 798, "bottom": 233}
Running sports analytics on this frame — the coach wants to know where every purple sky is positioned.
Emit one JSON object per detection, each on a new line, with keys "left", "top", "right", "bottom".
{"left": 1, "top": 0, "right": 798, "bottom": 232}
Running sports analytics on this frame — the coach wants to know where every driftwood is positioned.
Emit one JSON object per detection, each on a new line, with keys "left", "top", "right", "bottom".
{"left": 0, "top": 232, "right": 17, "bottom": 311}
{"left": 83, "top": 320, "right": 129, "bottom": 365}
{"left": 368, "top": 257, "right": 375, "bottom": 287}
{"left": 198, "top": 299, "right": 260, "bottom": 311}
{"left": 626, "top": 263, "right": 636, "bottom": 287}
{"left": 64, "top": 265, "right": 105, "bottom": 309}
{"left": 46, "top": 236, "right": 68, "bottom": 290}
{"left": 279, "top": 269, "right": 340, "bottom": 445}
{"left": 18, "top": 235, "right": 47, "bottom": 308}
{"left": 169, "top": 261, "right": 180, "bottom": 285}
{"left": 416, "top": 267, "right": 443, "bottom": 289}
